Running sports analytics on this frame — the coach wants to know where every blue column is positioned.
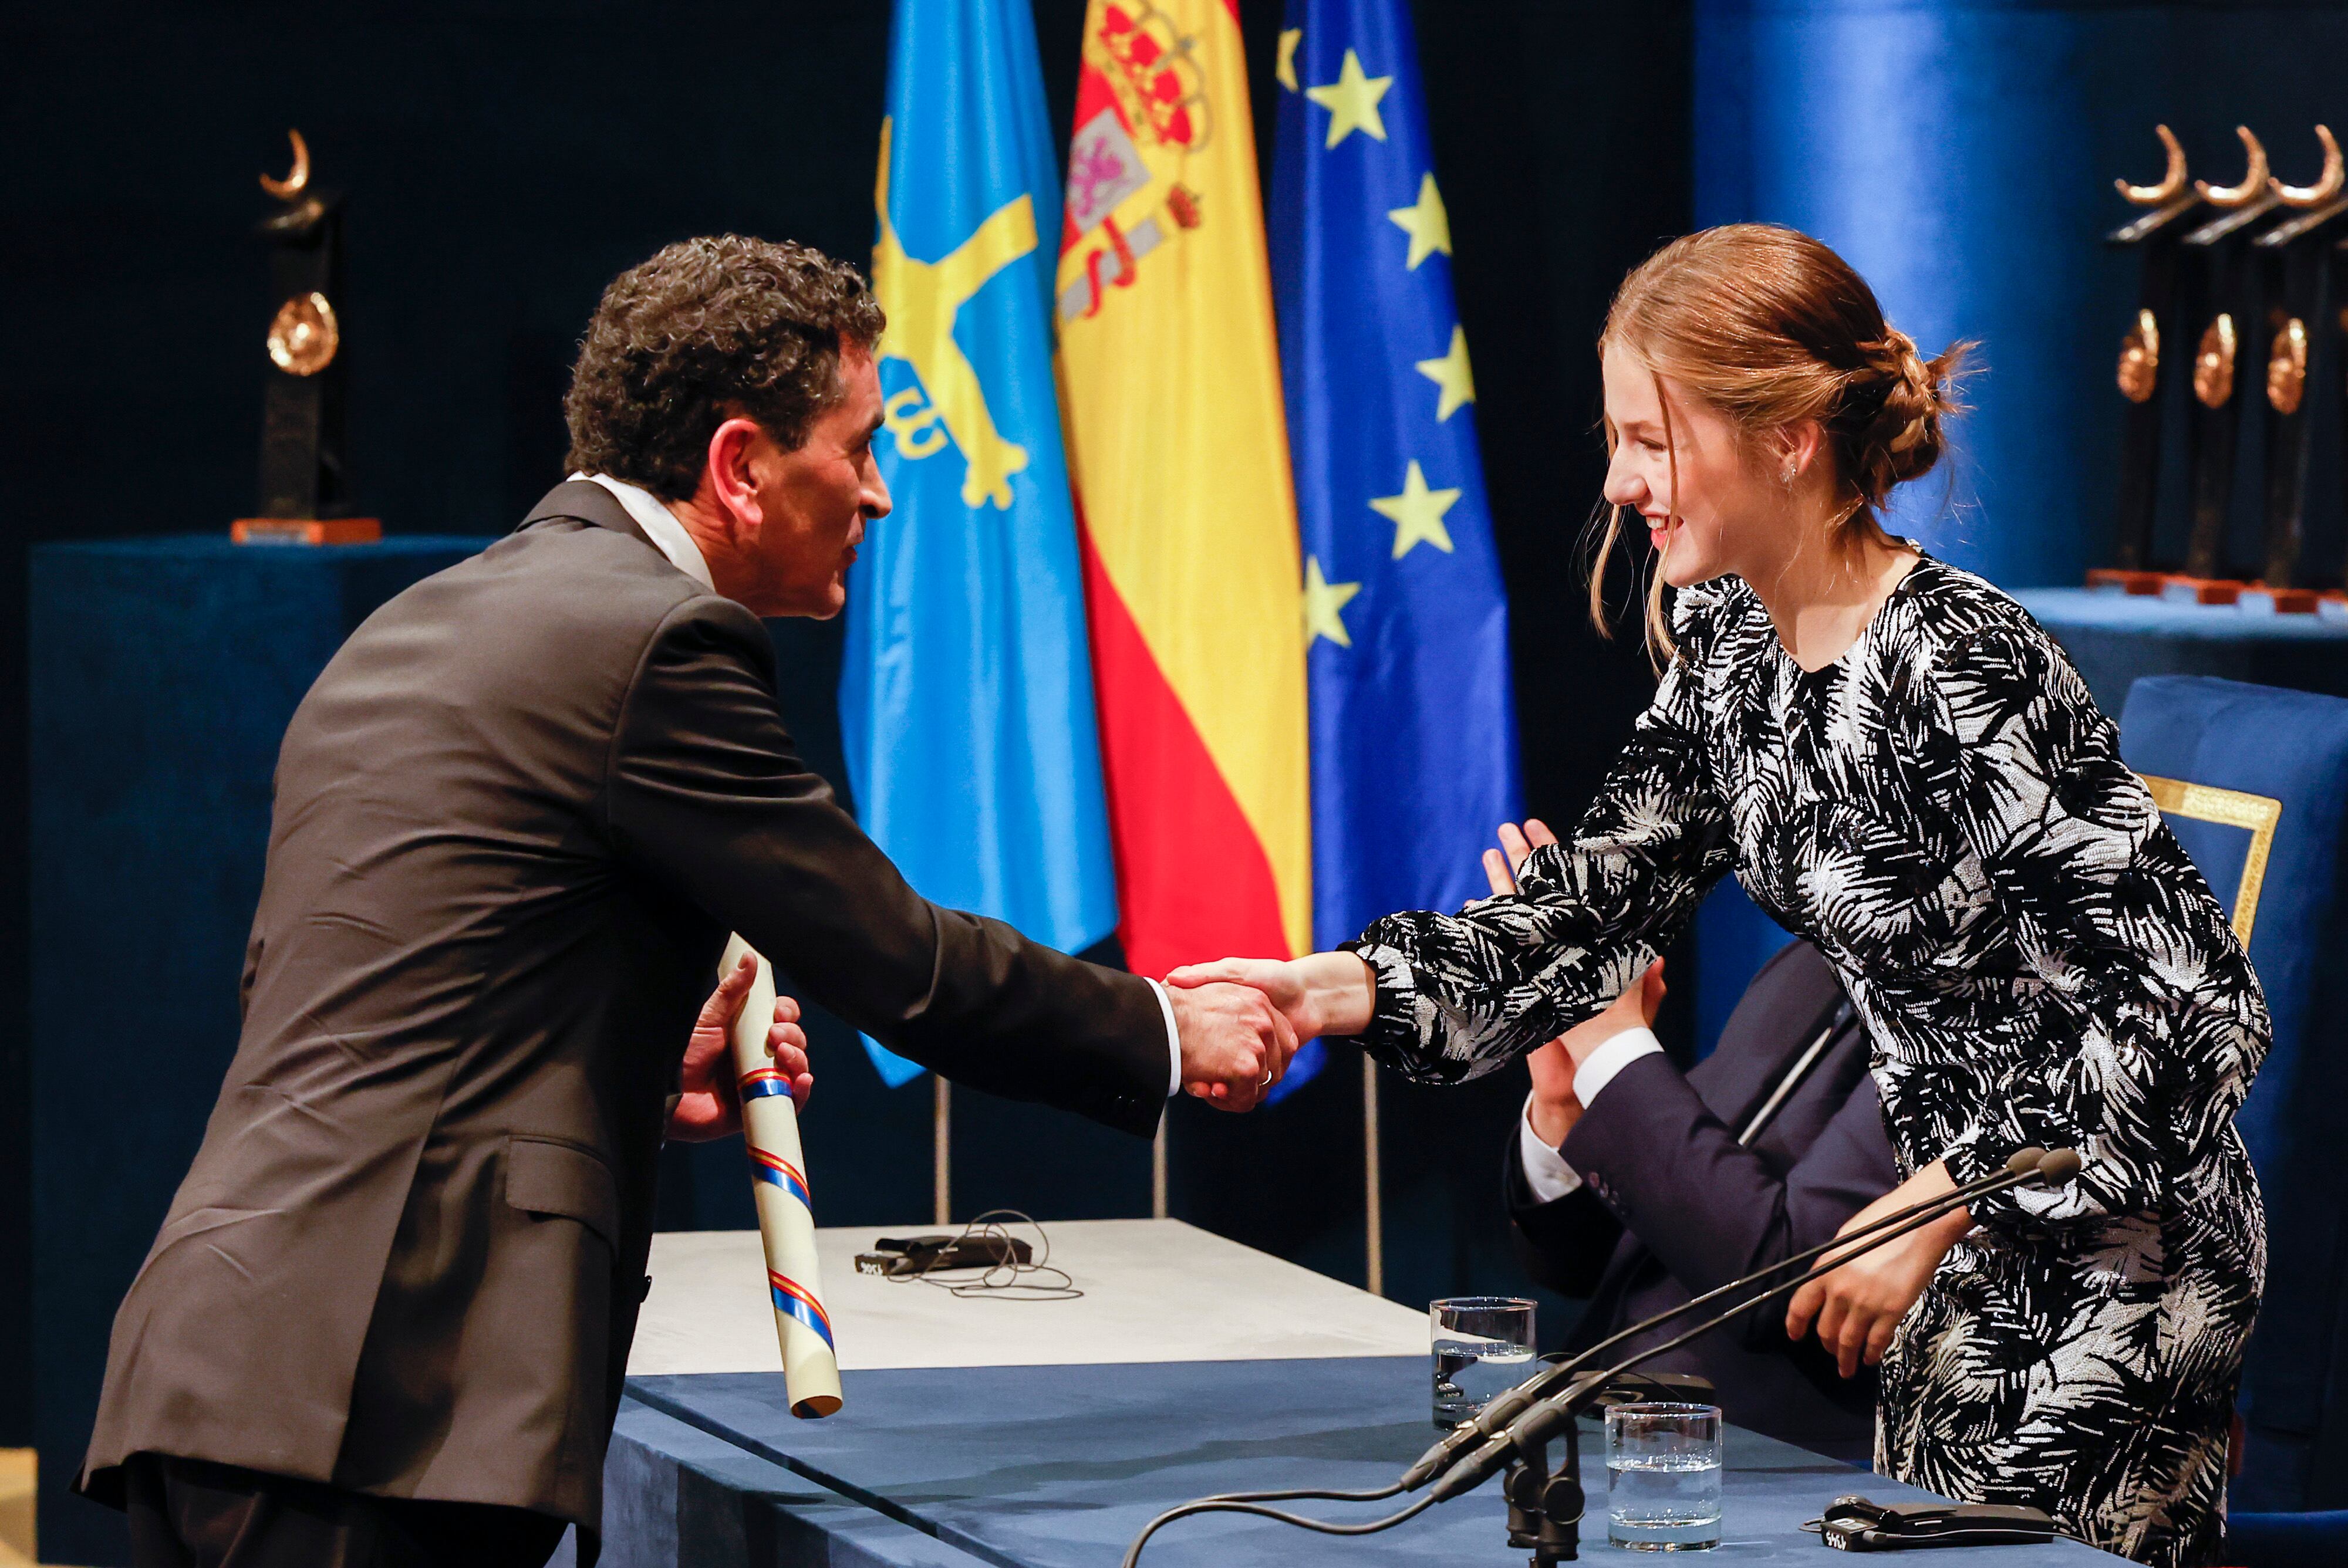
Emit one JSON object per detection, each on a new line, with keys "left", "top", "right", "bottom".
{"left": 1694, "top": 0, "right": 2348, "bottom": 592}
{"left": 29, "top": 538, "right": 486, "bottom": 1564}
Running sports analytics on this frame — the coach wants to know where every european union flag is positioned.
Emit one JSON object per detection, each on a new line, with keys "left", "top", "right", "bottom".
{"left": 1270, "top": 0, "right": 1522, "bottom": 1077}
{"left": 842, "top": 0, "right": 1119, "bottom": 1086}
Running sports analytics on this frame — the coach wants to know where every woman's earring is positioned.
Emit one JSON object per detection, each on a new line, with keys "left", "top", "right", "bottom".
{"left": 1780, "top": 459, "right": 1798, "bottom": 486}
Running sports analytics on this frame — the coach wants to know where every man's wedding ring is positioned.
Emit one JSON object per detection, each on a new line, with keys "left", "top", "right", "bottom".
{"left": 1258, "top": 1067, "right": 1273, "bottom": 1087}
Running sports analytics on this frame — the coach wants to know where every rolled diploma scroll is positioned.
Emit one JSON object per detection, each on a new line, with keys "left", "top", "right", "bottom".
{"left": 721, "top": 933, "right": 842, "bottom": 1418}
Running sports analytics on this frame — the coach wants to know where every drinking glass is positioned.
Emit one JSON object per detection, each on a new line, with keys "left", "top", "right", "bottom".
{"left": 1605, "top": 1402, "right": 1723, "bottom": 1550}
{"left": 1428, "top": 1296, "right": 1536, "bottom": 1430}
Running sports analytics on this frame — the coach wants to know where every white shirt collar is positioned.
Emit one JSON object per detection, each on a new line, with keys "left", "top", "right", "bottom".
{"left": 571, "top": 472, "right": 714, "bottom": 593}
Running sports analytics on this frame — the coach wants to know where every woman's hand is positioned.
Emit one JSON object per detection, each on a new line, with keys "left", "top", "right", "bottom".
{"left": 1784, "top": 1158, "right": 1968, "bottom": 1378}
{"left": 668, "top": 952, "right": 812, "bottom": 1143}
{"left": 1165, "top": 950, "right": 1376, "bottom": 1042}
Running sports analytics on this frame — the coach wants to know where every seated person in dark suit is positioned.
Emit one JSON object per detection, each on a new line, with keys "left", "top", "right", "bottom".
{"left": 1486, "top": 821, "right": 1899, "bottom": 1464}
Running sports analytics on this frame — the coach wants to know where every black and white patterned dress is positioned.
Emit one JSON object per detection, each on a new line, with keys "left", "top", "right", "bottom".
{"left": 1345, "top": 556, "right": 2266, "bottom": 1568}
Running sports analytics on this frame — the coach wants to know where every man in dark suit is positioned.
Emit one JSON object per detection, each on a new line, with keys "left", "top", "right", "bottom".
{"left": 1486, "top": 823, "right": 1900, "bottom": 1465}
{"left": 80, "top": 236, "right": 1295, "bottom": 1567}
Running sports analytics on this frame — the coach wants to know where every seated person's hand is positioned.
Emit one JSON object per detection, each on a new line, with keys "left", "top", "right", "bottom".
{"left": 1485, "top": 819, "right": 1665, "bottom": 1145}
{"left": 669, "top": 951, "right": 812, "bottom": 1142}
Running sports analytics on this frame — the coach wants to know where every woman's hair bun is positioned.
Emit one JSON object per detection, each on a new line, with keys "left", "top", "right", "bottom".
{"left": 1853, "top": 327, "right": 1969, "bottom": 503}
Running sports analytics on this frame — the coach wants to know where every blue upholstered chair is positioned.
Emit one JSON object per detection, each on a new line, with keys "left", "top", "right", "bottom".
{"left": 2116, "top": 676, "right": 2348, "bottom": 1557}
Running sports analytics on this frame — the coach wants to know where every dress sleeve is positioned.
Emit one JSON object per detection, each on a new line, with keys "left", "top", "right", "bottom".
{"left": 1340, "top": 628, "right": 1734, "bottom": 1084}
{"left": 1922, "top": 623, "right": 2269, "bottom": 1229}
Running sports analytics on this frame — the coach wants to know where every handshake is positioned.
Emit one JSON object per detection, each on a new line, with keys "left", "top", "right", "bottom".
{"left": 1163, "top": 817, "right": 1610, "bottom": 1114}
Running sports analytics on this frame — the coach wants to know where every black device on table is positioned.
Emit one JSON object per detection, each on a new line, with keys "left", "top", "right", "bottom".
{"left": 1807, "top": 1495, "right": 2059, "bottom": 1551}
{"left": 853, "top": 1232, "right": 1033, "bottom": 1277}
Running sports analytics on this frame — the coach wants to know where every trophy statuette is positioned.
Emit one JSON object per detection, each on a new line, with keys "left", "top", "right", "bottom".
{"left": 233, "top": 130, "right": 380, "bottom": 546}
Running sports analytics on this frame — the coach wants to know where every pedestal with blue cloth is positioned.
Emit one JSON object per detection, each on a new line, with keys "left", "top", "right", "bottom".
{"left": 26, "top": 535, "right": 490, "bottom": 1565}
{"left": 2017, "top": 591, "right": 2348, "bottom": 715}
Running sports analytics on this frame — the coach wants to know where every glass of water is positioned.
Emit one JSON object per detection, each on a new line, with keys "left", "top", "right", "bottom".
{"left": 1605, "top": 1402, "right": 1723, "bottom": 1550}
{"left": 1429, "top": 1296, "right": 1536, "bottom": 1430}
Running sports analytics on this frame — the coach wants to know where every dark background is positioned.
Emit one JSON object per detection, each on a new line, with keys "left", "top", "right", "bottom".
{"left": 0, "top": 0, "right": 1698, "bottom": 1493}
{"left": 13, "top": 1, "right": 2346, "bottom": 1558}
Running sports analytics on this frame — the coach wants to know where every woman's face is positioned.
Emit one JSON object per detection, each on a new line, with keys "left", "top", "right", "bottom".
{"left": 1600, "top": 342, "right": 1782, "bottom": 589}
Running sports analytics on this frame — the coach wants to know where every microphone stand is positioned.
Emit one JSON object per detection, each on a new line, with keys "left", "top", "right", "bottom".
{"left": 1122, "top": 1148, "right": 2080, "bottom": 1567}
{"left": 1391, "top": 1145, "right": 2062, "bottom": 1499}
{"left": 1437, "top": 1150, "right": 2082, "bottom": 1564}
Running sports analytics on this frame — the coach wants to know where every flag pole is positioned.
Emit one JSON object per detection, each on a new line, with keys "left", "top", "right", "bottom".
{"left": 1362, "top": 1050, "right": 1384, "bottom": 1297}
{"left": 1151, "top": 1122, "right": 1169, "bottom": 1219}
{"left": 933, "top": 1077, "right": 951, "bottom": 1226}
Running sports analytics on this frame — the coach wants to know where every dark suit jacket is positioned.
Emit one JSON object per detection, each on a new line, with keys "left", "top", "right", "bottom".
{"left": 82, "top": 482, "right": 1170, "bottom": 1542}
{"left": 1506, "top": 940, "right": 1900, "bottom": 1464}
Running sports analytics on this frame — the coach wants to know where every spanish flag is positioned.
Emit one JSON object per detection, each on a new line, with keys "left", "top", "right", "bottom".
{"left": 1055, "top": 0, "right": 1311, "bottom": 981}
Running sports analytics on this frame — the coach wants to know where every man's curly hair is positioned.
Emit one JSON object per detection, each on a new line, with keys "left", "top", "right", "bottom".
{"left": 564, "top": 236, "right": 886, "bottom": 501}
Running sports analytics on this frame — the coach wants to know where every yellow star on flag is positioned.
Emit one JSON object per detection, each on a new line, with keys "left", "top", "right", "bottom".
{"left": 1416, "top": 326, "right": 1476, "bottom": 421}
{"left": 1304, "top": 49, "right": 1392, "bottom": 148}
{"left": 1386, "top": 174, "right": 1451, "bottom": 269}
{"left": 1303, "top": 556, "right": 1362, "bottom": 648}
{"left": 1276, "top": 28, "right": 1302, "bottom": 92}
{"left": 1371, "top": 461, "right": 1462, "bottom": 559}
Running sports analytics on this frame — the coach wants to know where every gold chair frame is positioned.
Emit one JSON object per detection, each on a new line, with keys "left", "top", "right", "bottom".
{"left": 2138, "top": 774, "right": 2282, "bottom": 947}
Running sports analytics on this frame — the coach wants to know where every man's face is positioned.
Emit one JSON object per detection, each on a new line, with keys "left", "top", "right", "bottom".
{"left": 740, "top": 346, "right": 890, "bottom": 618}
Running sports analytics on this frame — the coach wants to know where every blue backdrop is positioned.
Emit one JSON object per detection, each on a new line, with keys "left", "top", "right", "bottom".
{"left": 1687, "top": 0, "right": 2348, "bottom": 1056}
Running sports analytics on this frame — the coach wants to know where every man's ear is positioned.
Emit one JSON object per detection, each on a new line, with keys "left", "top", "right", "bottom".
{"left": 703, "top": 417, "right": 767, "bottom": 533}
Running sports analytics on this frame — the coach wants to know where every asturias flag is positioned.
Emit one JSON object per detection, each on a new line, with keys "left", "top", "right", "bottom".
{"left": 1271, "top": 0, "right": 1522, "bottom": 952}
{"left": 1055, "top": 1, "right": 1313, "bottom": 984}
{"left": 844, "top": 0, "right": 1120, "bottom": 1086}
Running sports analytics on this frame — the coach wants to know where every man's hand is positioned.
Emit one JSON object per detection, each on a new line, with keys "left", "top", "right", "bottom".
{"left": 1784, "top": 1158, "right": 1968, "bottom": 1378}
{"left": 1164, "top": 951, "right": 1377, "bottom": 1045}
{"left": 669, "top": 951, "right": 812, "bottom": 1143}
{"left": 1165, "top": 980, "right": 1298, "bottom": 1113}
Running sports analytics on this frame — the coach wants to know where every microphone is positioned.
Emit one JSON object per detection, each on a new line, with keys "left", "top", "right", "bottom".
{"left": 1396, "top": 1144, "right": 2054, "bottom": 1491}
{"left": 1425, "top": 1146, "right": 2079, "bottom": 1501}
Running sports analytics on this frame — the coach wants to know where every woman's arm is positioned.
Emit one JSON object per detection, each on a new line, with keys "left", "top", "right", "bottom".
{"left": 1180, "top": 649, "right": 1735, "bottom": 1088}
{"left": 1920, "top": 623, "right": 2271, "bottom": 1229}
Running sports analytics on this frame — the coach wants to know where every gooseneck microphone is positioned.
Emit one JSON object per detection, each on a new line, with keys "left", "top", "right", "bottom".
{"left": 1393, "top": 1143, "right": 2062, "bottom": 1493}
{"left": 1121, "top": 1146, "right": 2083, "bottom": 1568}
{"left": 1424, "top": 1145, "right": 2081, "bottom": 1501}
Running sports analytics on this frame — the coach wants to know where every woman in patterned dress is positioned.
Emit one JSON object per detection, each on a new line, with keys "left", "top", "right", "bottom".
{"left": 1174, "top": 225, "right": 2266, "bottom": 1567}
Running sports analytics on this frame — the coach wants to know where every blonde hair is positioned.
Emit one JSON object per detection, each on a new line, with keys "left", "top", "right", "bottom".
{"left": 1590, "top": 224, "right": 1971, "bottom": 658}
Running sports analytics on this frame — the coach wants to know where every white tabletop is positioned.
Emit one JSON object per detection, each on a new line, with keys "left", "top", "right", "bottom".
{"left": 629, "top": 1219, "right": 1431, "bottom": 1376}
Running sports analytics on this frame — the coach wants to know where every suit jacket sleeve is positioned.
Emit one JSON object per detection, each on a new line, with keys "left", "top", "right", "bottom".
{"left": 603, "top": 597, "right": 1168, "bottom": 1137}
{"left": 1502, "top": 1134, "right": 1627, "bottom": 1299}
{"left": 1557, "top": 1053, "right": 1899, "bottom": 1349}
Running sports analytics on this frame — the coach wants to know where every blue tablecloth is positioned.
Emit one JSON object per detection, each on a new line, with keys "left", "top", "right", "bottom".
{"left": 623, "top": 1357, "right": 2119, "bottom": 1566}
{"left": 2015, "top": 589, "right": 2348, "bottom": 715}
{"left": 551, "top": 1400, "right": 993, "bottom": 1568}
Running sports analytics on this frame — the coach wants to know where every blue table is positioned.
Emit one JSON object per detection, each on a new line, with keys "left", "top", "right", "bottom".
{"left": 2015, "top": 589, "right": 2348, "bottom": 715}
{"left": 615, "top": 1357, "right": 2119, "bottom": 1566}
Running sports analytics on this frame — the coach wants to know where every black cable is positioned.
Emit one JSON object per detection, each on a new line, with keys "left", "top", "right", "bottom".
{"left": 1408, "top": 1145, "right": 2055, "bottom": 1485}
{"left": 1197, "top": 1479, "right": 1406, "bottom": 1505}
{"left": 889, "top": 1208, "right": 1082, "bottom": 1300}
{"left": 1121, "top": 1492, "right": 1436, "bottom": 1568}
{"left": 1425, "top": 1161, "right": 2053, "bottom": 1502}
